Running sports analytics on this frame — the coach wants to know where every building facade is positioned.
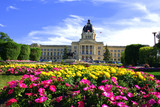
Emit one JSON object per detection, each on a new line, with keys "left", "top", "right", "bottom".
{"left": 31, "top": 20, "right": 125, "bottom": 62}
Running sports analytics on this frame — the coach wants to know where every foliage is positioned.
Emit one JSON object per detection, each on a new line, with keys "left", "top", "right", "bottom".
{"left": 121, "top": 51, "right": 125, "bottom": 65}
{"left": 103, "top": 44, "right": 110, "bottom": 61}
{"left": 30, "top": 47, "right": 41, "bottom": 61}
{"left": 0, "top": 32, "right": 13, "bottom": 42}
{"left": 125, "top": 44, "right": 145, "bottom": 66}
{"left": 139, "top": 46, "right": 155, "bottom": 66}
{"left": 1, "top": 41, "right": 21, "bottom": 60}
{"left": 18, "top": 44, "right": 30, "bottom": 60}
{"left": 63, "top": 46, "right": 68, "bottom": 59}
{"left": 0, "top": 64, "right": 160, "bottom": 107}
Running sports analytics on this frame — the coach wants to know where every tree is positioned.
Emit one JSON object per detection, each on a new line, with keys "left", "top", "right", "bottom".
{"left": 125, "top": 44, "right": 145, "bottom": 66}
{"left": 1, "top": 41, "right": 21, "bottom": 60}
{"left": 0, "top": 32, "right": 13, "bottom": 42}
{"left": 139, "top": 46, "right": 154, "bottom": 66}
{"left": 103, "top": 44, "right": 110, "bottom": 61}
{"left": 18, "top": 44, "right": 30, "bottom": 60}
{"left": 30, "top": 47, "right": 41, "bottom": 61}
{"left": 121, "top": 51, "right": 125, "bottom": 65}
{"left": 63, "top": 46, "right": 68, "bottom": 59}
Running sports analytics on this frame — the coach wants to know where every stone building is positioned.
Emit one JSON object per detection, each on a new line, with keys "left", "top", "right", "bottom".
{"left": 31, "top": 20, "right": 125, "bottom": 62}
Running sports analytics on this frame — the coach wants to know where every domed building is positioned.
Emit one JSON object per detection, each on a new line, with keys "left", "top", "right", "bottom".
{"left": 31, "top": 20, "right": 125, "bottom": 62}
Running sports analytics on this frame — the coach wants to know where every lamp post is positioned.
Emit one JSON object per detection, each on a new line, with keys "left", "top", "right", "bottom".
{"left": 153, "top": 32, "right": 157, "bottom": 67}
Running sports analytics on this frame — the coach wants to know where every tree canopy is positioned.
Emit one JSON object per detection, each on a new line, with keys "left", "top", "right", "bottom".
{"left": 103, "top": 44, "right": 110, "bottom": 61}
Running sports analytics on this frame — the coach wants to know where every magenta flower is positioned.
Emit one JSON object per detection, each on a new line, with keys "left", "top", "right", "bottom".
{"left": 78, "top": 101, "right": 84, "bottom": 107}
{"left": 116, "top": 95, "right": 122, "bottom": 100}
{"left": 121, "top": 96, "right": 128, "bottom": 101}
{"left": 117, "top": 102, "right": 125, "bottom": 107}
{"left": 19, "top": 83, "right": 27, "bottom": 88}
{"left": 101, "top": 79, "right": 107, "bottom": 83}
{"left": 49, "top": 85, "right": 56, "bottom": 92}
{"left": 6, "top": 98, "right": 17, "bottom": 107}
{"left": 8, "top": 89, "right": 14, "bottom": 94}
{"left": 110, "top": 96, "right": 115, "bottom": 101}
{"left": 98, "top": 86, "right": 105, "bottom": 91}
{"left": 35, "top": 97, "right": 47, "bottom": 103}
{"left": 127, "top": 92, "right": 133, "bottom": 98}
{"left": 142, "top": 103, "right": 151, "bottom": 107}
{"left": 131, "top": 100, "right": 138, "bottom": 105}
{"left": 102, "top": 92, "right": 111, "bottom": 98}
{"left": 72, "top": 90, "right": 80, "bottom": 96}
{"left": 157, "top": 99, "right": 160, "bottom": 104}
{"left": 135, "top": 85, "right": 141, "bottom": 89}
{"left": 56, "top": 96, "right": 63, "bottom": 103}
{"left": 102, "top": 104, "right": 109, "bottom": 107}
{"left": 25, "top": 93, "right": 32, "bottom": 96}
{"left": 38, "top": 88, "right": 45, "bottom": 93}
{"left": 65, "top": 83, "right": 71, "bottom": 87}
{"left": 148, "top": 99, "right": 156, "bottom": 105}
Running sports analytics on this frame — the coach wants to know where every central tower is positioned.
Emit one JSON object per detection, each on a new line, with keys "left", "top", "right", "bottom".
{"left": 72, "top": 19, "right": 104, "bottom": 61}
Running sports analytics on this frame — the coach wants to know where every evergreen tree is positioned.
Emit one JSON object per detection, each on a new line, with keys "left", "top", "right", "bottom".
{"left": 103, "top": 44, "right": 110, "bottom": 61}
{"left": 0, "top": 32, "right": 13, "bottom": 42}
{"left": 63, "top": 46, "right": 68, "bottom": 59}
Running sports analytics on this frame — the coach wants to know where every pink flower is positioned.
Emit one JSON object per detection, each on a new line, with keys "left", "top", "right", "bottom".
{"left": 35, "top": 97, "right": 47, "bottom": 103}
{"left": 6, "top": 98, "right": 17, "bottom": 107}
{"left": 98, "top": 86, "right": 105, "bottom": 91}
{"left": 127, "top": 92, "right": 133, "bottom": 98}
{"left": 116, "top": 95, "right": 122, "bottom": 100}
{"left": 135, "top": 85, "right": 141, "bottom": 89}
{"left": 142, "top": 103, "right": 151, "bottom": 107}
{"left": 102, "top": 104, "right": 109, "bottom": 107}
{"left": 79, "top": 79, "right": 90, "bottom": 85}
{"left": 25, "top": 93, "right": 32, "bottom": 96}
{"left": 83, "top": 87, "right": 90, "bottom": 91}
{"left": 111, "top": 77, "right": 117, "bottom": 84}
{"left": 102, "top": 92, "right": 113, "bottom": 98}
{"left": 49, "top": 85, "right": 56, "bottom": 92}
{"left": 157, "top": 99, "right": 160, "bottom": 104}
{"left": 110, "top": 96, "right": 115, "bottom": 101}
{"left": 148, "top": 99, "right": 156, "bottom": 105}
{"left": 101, "top": 79, "right": 107, "bottom": 83}
{"left": 121, "top": 96, "right": 128, "bottom": 101}
{"left": 117, "top": 102, "right": 125, "bottom": 107}
{"left": 131, "top": 100, "right": 137, "bottom": 105}
{"left": 72, "top": 90, "right": 80, "bottom": 96}
{"left": 19, "top": 83, "right": 27, "bottom": 88}
{"left": 56, "top": 96, "right": 63, "bottom": 103}
{"left": 65, "top": 83, "right": 71, "bottom": 87}
{"left": 78, "top": 101, "right": 84, "bottom": 107}
{"left": 8, "top": 89, "right": 14, "bottom": 94}
{"left": 38, "top": 88, "right": 45, "bottom": 93}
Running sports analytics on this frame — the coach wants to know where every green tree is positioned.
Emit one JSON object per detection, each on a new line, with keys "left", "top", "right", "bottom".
{"left": 0, "top": 32, "right": 13, "bottom": 42}
{"left": 125, "top": 44, "right": 145, "bottom": 66}
{"left": 18, "top": 44, "right": 30, "bottom": 60}
{"left": 1, "top": 41, "right": 21, "bottom": 60}
{"left": 63, "top": 46, "right": 68, "bottom": 59}
{"left": 121, "top": 51, "right": 125, "bottom": 65}
{"left": 30, "top": 47, "right": 41, "bottom": 61}
{"left": 103, "top": 44, "right": 110, "bottom": 61}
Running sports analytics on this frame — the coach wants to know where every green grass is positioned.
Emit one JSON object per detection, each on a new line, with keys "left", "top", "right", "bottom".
{"left": 145, "top": 71, "right": 160, "bottom": 80}
{"left": 0, "top": 75, "right": 22, "bottom": 89}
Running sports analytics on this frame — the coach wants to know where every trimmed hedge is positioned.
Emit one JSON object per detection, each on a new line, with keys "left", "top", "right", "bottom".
{"left": 18, "top": 44, "right": 30, "bottom": 60}
{"left": 30, "top": 47, "right": 41, "bottom": 61}
{"left": 1, "top": 41, "right": 21, "bottom": 60}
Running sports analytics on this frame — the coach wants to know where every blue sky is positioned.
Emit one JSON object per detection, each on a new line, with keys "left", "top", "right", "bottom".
{"left": 1, "top": 0, "right": 160, "bottom": 46}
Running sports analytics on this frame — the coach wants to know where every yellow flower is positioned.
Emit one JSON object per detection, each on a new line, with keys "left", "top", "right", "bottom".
{"left": 104, "top": 72, "right": 110, "bottom": 78}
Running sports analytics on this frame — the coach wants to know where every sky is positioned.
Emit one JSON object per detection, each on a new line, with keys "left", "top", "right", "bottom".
{"left": 1, "top": 0, "right": 160, "bottom": 46}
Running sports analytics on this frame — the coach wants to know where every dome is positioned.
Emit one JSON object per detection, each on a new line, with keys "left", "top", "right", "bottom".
{"left": 83, "top": 20, "right": 94, "bottom": 32}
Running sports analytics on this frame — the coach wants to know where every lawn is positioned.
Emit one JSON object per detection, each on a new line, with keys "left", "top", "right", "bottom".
{"left": 145, "top": 71, "right": 160, "bottom": 80}
{"left": 0, "top": 75, "right": 22, "bottom": 89}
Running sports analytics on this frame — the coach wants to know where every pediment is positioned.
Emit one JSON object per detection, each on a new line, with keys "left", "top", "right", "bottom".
{"left": 79, "top": 40, "right": 97, "bottom": 44}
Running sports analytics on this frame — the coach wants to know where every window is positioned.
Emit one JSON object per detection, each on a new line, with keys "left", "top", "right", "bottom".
{"left": 86, "top": 51, "right": 88, "bottom": 54}
{"left": 47, "top": 52, "right": 49, "bottom": 56}
{"left": 110, "top": 50, "right": 113, "bottom": 52}
{"left": 47, "top": 49, "right": 49, "bottom": 51}
{"left": 98, "top": 47, "right": 101, "bottom": 49}
{"left": 114, "top": 50, "right": 116, "bottom": 52}
{"left": 41, "top": 52, "right": 43, "bottom": 55}
{"left": 57, "top": 49, "right": 60, "bottom": 51}
{"left": 50, "top": 49, "right": 53, "bottom": 51}
{"left": 61, "top": 49, "right": 63, "bottom": 51}
{"left": 90, "top": 51, "right": 92, "bottom": 55}
{"left": 74, "top": 46, "right": 77, "bottom": 49}
{"left": 82, "top": 51, "right": 84, "bottom": 54}
{"left": 44, "top": 52, "right": 46, "bottom": 56}
{"left": 118, "top": 50, "right": 120, "bottom": 52}
{"left": 98, "top": 57, "right": 101, "bottom": 59}
{"left": 118, "top": 53, "right": 120, "bottom": 57}
{"left": 44, "top": 49, "right": 46, "bottom": 51}
{"left": 114, "top": 53, "right": 116, "bottom": 57}
{"left": 54, "top": 49, "right": 56, "bottom": 51}
{"left": 111, "top": 53, "right": 112, "bottom": 57}
{"left": 54, "top": 52, "right": 56, "bottom": 56}
{"left": 98, "top": 51, "right": 100, "bottom": 55}
{"left": 57, "top": 52, "right": 59, "bottom": 56}
{"left": 51, "top": 52, "right": 52, "bottom": 56}
{"left": 114, "top": 59, "right": 116, "bottom": 61}
{"left": 41, "top": 49, "right": 43, "bottom": 51}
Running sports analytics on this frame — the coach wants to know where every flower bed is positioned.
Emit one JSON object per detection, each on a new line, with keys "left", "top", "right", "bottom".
{"left": 0, "top": 64, "right": 160, "bottom": 107}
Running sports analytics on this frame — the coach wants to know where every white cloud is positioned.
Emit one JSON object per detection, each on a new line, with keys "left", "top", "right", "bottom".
{"left": 6, "top": 6, "right": 18, "bottom": 11}
{"left": 28, "top": 15, "right": 84, "bottom": 45}
{"left": 0, "top": 24, "right": 5, "bottom": 27}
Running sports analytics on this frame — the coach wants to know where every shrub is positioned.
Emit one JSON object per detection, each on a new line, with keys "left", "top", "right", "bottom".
{"left": 18, "top": 44, "right": 30, "bottom": 60}
{"left": 1, "top": 41, "right": 21, "bottom": 60}
{"left": 30, "top": 47, "right": 41, "bottom": 61}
